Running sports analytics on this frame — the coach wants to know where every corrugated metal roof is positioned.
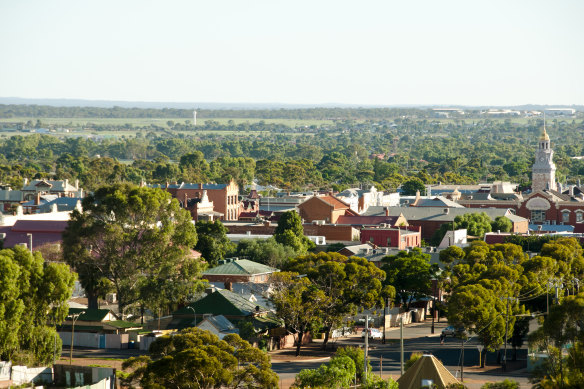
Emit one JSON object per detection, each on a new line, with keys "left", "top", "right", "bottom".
{"left": 174, "top": 289, "right": 267, "bottom": 317}
{"left": 203, "top": 259, "right": 277, "bottom": 276}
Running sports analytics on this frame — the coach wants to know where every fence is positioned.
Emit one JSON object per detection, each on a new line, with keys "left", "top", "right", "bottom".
{"left": 0, "top": 361, "right": 53, "bottom": 386}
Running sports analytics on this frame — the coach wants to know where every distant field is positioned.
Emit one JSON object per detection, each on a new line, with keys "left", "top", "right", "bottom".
{"left": 0, "top": 117, "right": 334, "bottom": 127}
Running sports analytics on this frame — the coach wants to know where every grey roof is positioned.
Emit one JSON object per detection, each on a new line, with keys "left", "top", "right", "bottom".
{"left": 372, "top": 206, "right": 526, "bottom": 223}
{"left": 22, "top": 180, "right": 78, "bottom": 192}
{"left": 0, "top": 189, "right": 22, "bottom": 201}
{"left": 203, "top": 259, "right": 278, "bottom": 276}
{"left": 412, "top": 196, "right": 464, "bottom": 208}
{"left": 38, "top": 197, "right": 83, "bottom": 213}
{"left": 201, "top": 315, "right": 238, "bottom": 333}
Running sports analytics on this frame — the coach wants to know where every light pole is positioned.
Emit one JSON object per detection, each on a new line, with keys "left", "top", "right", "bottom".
{"left": 26, "top": 233, "right": 33, "bottom": 254}
{"left": 187, "top": 306, "right": 196, "bottom": 327}
{"left": 69, "top": 311, "right": 85, "bottom": 365}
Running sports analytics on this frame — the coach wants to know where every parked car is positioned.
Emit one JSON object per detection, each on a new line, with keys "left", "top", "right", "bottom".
{"left": 361, "top": 328, "right": 383, "bottom": 339}
{"left": 441, "top": 325, "right": 465, "bottom": 337}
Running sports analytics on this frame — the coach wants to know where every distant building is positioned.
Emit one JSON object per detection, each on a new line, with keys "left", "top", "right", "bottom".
{"left": 532, "top": 125, "right": 557, "bottom": 192}
{"left": 0, "top": 178, "right": 84, "bottom": 212}
{"left": 360, "top": 226, "right": 421, "bottom": 249}
{"left": 152, "top": 180, "right": 240, "bottom": 221}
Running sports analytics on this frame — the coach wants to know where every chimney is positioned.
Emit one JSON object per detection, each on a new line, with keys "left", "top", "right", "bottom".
{"left": 64, "top": 179, "right": 68, "bottom": 188}
{"left": 225, "top": 281, "right": 233, "bottom": 291}
{"left": 75, "top": 179, "right": 79, "bottom": 189}
{"left": 385, "top": 207, "right": 389, "bottom": 217}
{"left": 35, "top": 192, "right": 41, "bottom": 205}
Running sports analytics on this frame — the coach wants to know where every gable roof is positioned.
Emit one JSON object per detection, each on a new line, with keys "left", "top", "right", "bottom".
{"left": 412, "top": 196, "right": 464, "bottom": 208}
{"left": 174, "top": 289, "right": 267, "bottom": 317}
{"left": 68, "top": 308, "right": 114, "bottom": 322}
{"left": 335, "top": 215, "right": 401, "bottom": 226}
{"left": 203, "top": 259, "right": 278, "bottom": 276}
{"left": 397, "top": 354, "right": 459, "bottom": 389}
{"left": 317, "top": 195, "right": 351, "bottom": 209}
{"left": 366, "top": 206, "right": 526, "bottom": 224}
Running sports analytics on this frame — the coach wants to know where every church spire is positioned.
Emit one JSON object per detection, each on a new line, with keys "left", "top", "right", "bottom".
{"left": 540, "top": 112, "right": 550, "bottom": 141}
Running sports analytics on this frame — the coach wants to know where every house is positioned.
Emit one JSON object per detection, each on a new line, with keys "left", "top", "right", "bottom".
{"left": 170, "top": 289, "right": 280, "bottom": 331}
{"left": 196, "top": 315, "right": 239, "bottom": 339}
{"left": 202, "top": 258, "right": 278, "bottom": 284}
{"left": 59, "top": 308, "right": 140, "bottom": 334}
{"left": 0, "top": 178, "right": 84, "bottom": 212}
{"left": 298, "top": 194, "right": 357, "bottom": 224}
{"left": 397, "top": 354, "right": 460, "bottom": 389}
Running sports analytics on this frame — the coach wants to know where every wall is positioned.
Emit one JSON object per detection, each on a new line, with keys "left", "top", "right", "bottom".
{"left": 53, "top": 365, "right": 115, "bottom": 389}
{"left": 59, "top": 332, "right": 100, "bottom": 348}
{"left": 298, "top": 198, "right": 332, "bottom": 223}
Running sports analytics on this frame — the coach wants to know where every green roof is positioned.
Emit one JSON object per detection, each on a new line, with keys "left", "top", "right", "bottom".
{"left": 108, "top": 320, "right": 142, "bottom": 329}
{"left": 174, "top": 289, "right": 268, "bottom": 317}
{"left": 203, "top": 259, "right": 277, "bottom": 276}
{"left": 68, "top": 308, "right": 113, "bottom": 322}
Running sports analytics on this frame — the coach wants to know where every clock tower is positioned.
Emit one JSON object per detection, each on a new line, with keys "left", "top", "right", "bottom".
{"left": 532, "top": 124, "right": 557, "bottom": 192}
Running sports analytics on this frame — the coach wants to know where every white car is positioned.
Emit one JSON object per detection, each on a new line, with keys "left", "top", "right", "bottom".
{"left": 361, "top": 328, "right": 383, "bottom": 339}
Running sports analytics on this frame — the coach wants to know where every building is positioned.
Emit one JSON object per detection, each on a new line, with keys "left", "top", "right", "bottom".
{"left": 0, "top": 179, "right": 84, "bottom": 212}
{"left": 532, "top": 125, "right": 557, "bottom": 192}
{"left": 153, "top": 180, "right": 240, "bottom": 221}
{"left": 297, "top": 194, "right": 357, "bottom": 224}
{"left": 360, "top": 226, "right": 422, "bottom": 249}
{"left": 202, "top": 258, "right": 278, "bottom": 284}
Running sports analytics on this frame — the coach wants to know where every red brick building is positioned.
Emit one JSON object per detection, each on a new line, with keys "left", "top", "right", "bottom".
{"left": 298, "top": 195, "right": 358, "bottom": 224}
{"left": 360, "top": 226, "right": 422, "bottom": 249}
{"left": 155, "top": 180, "right": 240, "bottom": 221}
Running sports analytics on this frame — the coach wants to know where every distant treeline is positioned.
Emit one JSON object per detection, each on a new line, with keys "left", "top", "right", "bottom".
{"left": 0, "top": 104, "right": 464, "bottom": 120}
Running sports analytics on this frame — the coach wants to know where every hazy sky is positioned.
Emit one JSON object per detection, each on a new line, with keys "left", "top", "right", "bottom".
{"left": 1, "top": 0, "right": 583, "bottom": 106}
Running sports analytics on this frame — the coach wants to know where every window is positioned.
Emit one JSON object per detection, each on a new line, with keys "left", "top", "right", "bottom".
{"left": 577, "top": 212, "right": 584, "bottom": 223}
{"left": 531, "top": 210, "right": 546, "bottom": 223}
{"left": 386, "top": 237, "right": 392, "bottom": 246}
{"left": 562, "top": 211, "right": 570, "bottom": 223}
{"left": 369, "top": 236, "right": 374, "bottom": 243}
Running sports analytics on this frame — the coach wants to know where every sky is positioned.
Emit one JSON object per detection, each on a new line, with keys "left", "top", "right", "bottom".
{"left": 1, "top": 0, "right": 584, "bottom": 107}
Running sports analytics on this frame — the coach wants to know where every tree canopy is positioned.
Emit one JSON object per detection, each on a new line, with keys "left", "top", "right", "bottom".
{"left": 195, "top": 220, "right": 235, "bottom": 267}
{"left": 122, "top": 328, "right": 278, "bottom": 389}
{"left": 273, "top": 211, "right": 315, "bottom": 253}
{"left": 284, "top": 252, "right": 390, "bottom": 349}
{"left": 0, "top": 246, "right": 75, "bottom": 366}
{"left": 63, "top": 183, "right": 205, "bottom": 316}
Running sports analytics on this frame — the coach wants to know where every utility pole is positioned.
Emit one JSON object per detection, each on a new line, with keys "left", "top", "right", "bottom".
{"left": 400, "top": 316, "right": 404, "bottom": 376}
{"left": 503, "top": 297, "right": 510, "bottom": 372}
{"left": 460, "top": 337, "right": 464, "bottom": 382}
{"left": 364, "top": 314, "right": 369, "bottom": 379}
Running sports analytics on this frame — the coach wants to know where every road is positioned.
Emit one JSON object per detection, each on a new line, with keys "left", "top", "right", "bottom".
{"left": 272, "top": 320, "right": 531, "bottom": 389}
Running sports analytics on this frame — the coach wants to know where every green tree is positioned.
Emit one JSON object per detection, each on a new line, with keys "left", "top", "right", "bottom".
{"left": 269, "top": 272, "right": 329, "bottom": 356}
{"left": 481, "top": 379, "right": 520, "bottom": 389}
{"left": 381, "top": 248, "right": 438, "bottom": 311}
{"left": 529, "top": 293, "right": 584, "bottom": 388}
{"left": 195, "top": 220, "right": 235, "bottom": 267}
{"left": 235, "top": 238, "right": 297, "bottom": 268}
{"left": 63, "top": 184, "right": 204, "bottom": 316}
{"left": 122, "top": 328, "right": 278, "bottom": 388}
{"left": 0, "top": 246, "right": 75, "bottom": 366}
{"left": 293, "top": 355, "right": 355, "bottom": 389}
{"left": 491, "top": 216, "right": 512, "bottom": 233}
{"left": 274, "top": 211, "right": 315, "bottom": 253}
{"left": 400, "top": 177, "right": 426, "bottom": 196}
{"left": 284, "top": 252, "right": 388, "bottom": 349}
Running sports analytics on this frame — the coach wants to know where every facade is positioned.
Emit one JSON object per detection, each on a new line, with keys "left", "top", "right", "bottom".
{"left": 360, "top": 226, "right": 422, "bottom": 249}
{"left": 154, "top": 180, "right": 240, "bottom": 221}
{"left": 532, "top": 126, "right": 557, "bottom": 192}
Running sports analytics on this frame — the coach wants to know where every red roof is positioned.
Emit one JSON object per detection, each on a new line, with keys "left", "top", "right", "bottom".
{"left": 1, "top": 220, "right": 69, "bottom": 249}
{"left": 11, "top": 220, "right": 68, "bottom": 233}
{"left": 316, "top": 195, "right": 350, "bottom": 210}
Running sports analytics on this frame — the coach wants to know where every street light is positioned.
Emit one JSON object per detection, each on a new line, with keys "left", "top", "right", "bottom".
{"left": 26, "top": 233, "right": 33, "bottom": 254}
{"left": 69, "top": 311, "right": 85, "bottom": 365}
{"left": 187, "top": 306, "right": 196, "bottom": 327}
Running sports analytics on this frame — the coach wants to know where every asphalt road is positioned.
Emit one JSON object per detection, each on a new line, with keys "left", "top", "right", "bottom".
{"left": 272, "top": 320, "right": 531, "bottom": 389}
